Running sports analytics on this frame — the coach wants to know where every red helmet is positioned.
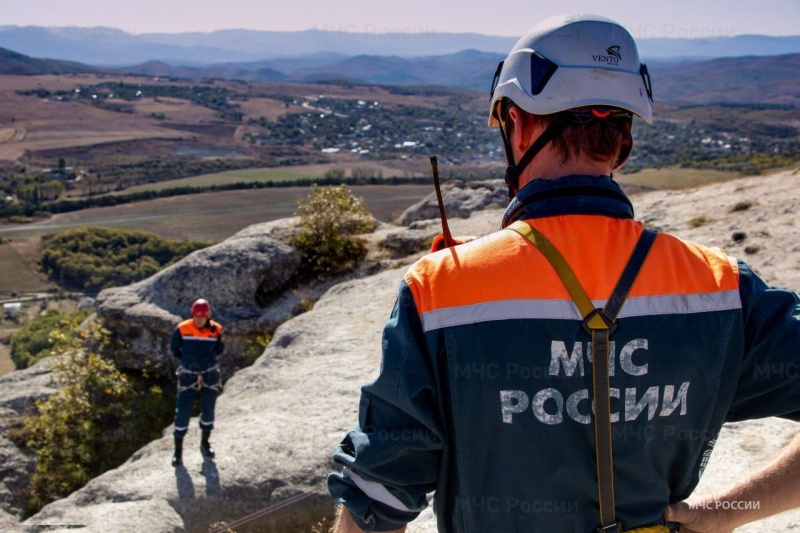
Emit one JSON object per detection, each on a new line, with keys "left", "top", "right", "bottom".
{"left": 191, "top": 299, "right": 211, "bottom": 318}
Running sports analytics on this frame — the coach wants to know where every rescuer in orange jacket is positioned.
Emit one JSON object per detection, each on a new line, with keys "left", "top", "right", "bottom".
{"left": 328, "top": 14, "right": 800, "bottom": 533}
{"left": 170, "top": 298, "right": 224, "bottom": 467}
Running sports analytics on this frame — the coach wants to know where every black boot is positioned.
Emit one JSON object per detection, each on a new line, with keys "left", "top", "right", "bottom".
{"left": 172, "top": 436, "right": 183, "bottom": 467}
{"left": 201, "top": 429, "right": 215, "bottom": 459}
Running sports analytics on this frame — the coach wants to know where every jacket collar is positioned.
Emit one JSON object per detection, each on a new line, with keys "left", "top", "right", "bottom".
{"left": 501, "top": 175, "right": 635, "bottom": 229}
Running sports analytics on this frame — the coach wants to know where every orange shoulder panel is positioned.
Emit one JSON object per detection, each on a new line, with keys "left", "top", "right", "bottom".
{"left": 405, "top": 215, "right": 739, "bottom": 315}
{"left": 178, "top": 319, "right": 196, "bottom": 335}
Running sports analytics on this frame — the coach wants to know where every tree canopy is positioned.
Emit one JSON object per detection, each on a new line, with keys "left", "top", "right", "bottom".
{"left": 40, "top": 227, "right": 212, "bottom": 290}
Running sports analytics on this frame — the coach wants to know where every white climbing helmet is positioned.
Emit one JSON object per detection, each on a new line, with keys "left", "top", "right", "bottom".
{"left": 488, "top": 14, "right": 653, "bottom": 126}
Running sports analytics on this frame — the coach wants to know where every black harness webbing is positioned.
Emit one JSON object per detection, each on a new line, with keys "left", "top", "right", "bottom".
{"left": 506, "top": 220, "right": 657, "bottom": 533}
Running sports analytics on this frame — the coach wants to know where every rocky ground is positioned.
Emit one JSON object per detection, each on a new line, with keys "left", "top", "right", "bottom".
{"left": 1, "top": 169, "right": 799, "bottom": 532}
{"left": 0, "top": 358, "right": 59, "bottom": 528}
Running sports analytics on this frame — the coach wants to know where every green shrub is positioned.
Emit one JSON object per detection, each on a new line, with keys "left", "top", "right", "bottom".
{"left": 242, "top": 334, "right": 272, "bottom": 365}
{"left": 21, "top": 322, "right": 172, "bottom": 514}
{"left": 40, "top": 227, "right": 211, "bottom": 290}
{"left": 289, "top": 185, "right": 376, "bottom": 277}
{"left": 10, "top": 310, "right": 90, "bottom": 369}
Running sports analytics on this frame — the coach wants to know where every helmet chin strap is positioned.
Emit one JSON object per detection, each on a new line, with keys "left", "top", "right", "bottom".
{"left": 498, "top": 115, "right": 571, "bottom": 200}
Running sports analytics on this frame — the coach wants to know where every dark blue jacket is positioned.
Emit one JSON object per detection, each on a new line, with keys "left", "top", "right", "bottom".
{"left": 170, "top": 318, "right": 224, "bottom": 372}
{"left": 328, "top": 176, "right": 800, "bottom": 532}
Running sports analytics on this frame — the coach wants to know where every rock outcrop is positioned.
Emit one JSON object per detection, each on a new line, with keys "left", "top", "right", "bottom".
{"left": 22, "top": 268, "right": 405, "bottom": 532}
{"left": 0, "top": 358, "right": 59, "bottom": 526}
{"left": 396, "top": 179, "right": 506, "bottom": 225}
{"left": 96, "top": 219, "right": 302, "bottom": 372}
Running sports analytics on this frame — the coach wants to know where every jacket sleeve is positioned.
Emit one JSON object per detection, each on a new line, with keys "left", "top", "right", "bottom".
{"left": 727, "top": 259, "right": 800, "bottom": 422}
{"left": 170, "top": 326, "right": 182, "bottom": 361}
{"left": 215, "top": 324, "right": 225, "bottom": 356}
{"left": 328, "top": 280, "right": 443, "bottom": 531}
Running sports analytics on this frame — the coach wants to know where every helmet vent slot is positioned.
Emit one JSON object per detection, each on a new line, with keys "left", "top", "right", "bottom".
{"left": 530, "top": 52, "right": 558, "bottom": 96}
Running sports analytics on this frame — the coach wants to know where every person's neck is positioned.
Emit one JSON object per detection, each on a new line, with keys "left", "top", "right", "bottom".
{"left": 517, "top": 159, "right": 612, "bottom": 188}
{"left": 510, "top": 142, "right": 613, "bottom": 188}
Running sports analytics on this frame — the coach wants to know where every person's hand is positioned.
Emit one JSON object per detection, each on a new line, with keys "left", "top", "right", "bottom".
{"left": 663, "top": 500, "right": 731, "bottom": 533}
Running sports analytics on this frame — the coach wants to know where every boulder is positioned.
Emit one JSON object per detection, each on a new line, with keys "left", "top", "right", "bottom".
{"left": 379, "top": 228, "right": 439, "bottom": 257}
{"left": 0, "top": 413, "right": 34, "bottom": 529}
{"left": 0, "top": 358, "right": 60, "bottom": 526}
{"left": 231, "top": 216, "right": 300, "bottom": 242}
{"left": 77, "top": 297, "right": 96, "bottom": 310}
{"left": 96, "top": 223, "right": 302, "bottom": 372}
{"left": 396, "top": 179, "right": 506, "bottom": 225}
{"left": 0, "top": 357, "right": 59, "bottom": 417}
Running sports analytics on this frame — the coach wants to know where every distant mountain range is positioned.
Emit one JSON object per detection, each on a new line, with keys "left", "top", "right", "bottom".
{"left": 1, "top": 43, "right": 798, "bottom": 108}
{"left": 176, "top": 49, "right": 503, "bottom": 89}
{"left": 654, "top": 53, "right": 800, "bottom": 106}
{"left": 1, "top": 25, "right": 800, "bottom": 66}
{"left": 0, "top": 47, "right": 96, "bottom": 75}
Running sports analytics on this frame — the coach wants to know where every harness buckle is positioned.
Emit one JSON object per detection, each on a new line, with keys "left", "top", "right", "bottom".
{"left": 581, "top": 308, "right": 619, "bottom": 337}
{"left": 597, "top": 522, "right": 622, "bottom": 533}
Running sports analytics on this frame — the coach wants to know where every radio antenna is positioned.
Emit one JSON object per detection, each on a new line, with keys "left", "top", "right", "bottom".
{"left": 430, "top": 156, "right": 454, "bottom": 249}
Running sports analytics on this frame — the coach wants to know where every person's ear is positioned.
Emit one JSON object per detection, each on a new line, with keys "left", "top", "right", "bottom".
{"left": 507, "top": 106, "right": 529, "bottom": 153}
{"left": 507, "top": 107, "right": 545, "bottom": 155}
{"left": 613, "top": 136, "right": 633, "bottom": 171}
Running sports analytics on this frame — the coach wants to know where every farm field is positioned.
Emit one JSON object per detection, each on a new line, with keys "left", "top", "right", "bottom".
{"left": 0, "top": 184, "right": 433, "bottom": 242}
{"left": 0, "top": 81, "right": 189, "bottom": 161}
{"left": 120, "top": 162, "right": 422, "bottom": 193}
{"left": 0, "top": 240, "right": 54, "bottom": 293}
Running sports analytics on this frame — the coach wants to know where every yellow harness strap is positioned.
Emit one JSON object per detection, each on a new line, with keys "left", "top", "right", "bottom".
{"left": 506, "top": 220, "right": 658, "bottom": 533}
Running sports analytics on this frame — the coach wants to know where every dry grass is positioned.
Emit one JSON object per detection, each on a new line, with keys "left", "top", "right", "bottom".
{"left": 125, "top": 97, "right": 219, "bottom": 123}
{"left": 0, "top": 343, "right": 13, "bottom": 376}
{"left": 238, "top": 97, "right": 306, "bottom": 121}
{"left": 0, "top": 127, "right": 24, "bottom": 143}
{"left": 616, "top": 167, "right": 740, "bottom": 189}
{"left": 0, "top": 241, "right": 53, "bottom": 293}
{"left": 0, "top": 76, "right": 234, "bottom": 161}
{"left": 0, "top": 90, "right": 188, "bottom": 161}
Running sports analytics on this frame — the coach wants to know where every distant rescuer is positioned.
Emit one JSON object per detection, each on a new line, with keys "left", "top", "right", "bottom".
{"left": 327, "top": 14, "right": 800, "bottom": 533}
{"left": 171, "top": 298, "right": 224, "bottom": 467}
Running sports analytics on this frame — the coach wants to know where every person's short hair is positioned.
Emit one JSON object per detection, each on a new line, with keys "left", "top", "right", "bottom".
{"left": 500, "top": 98, "right": 633, "bottom": 168}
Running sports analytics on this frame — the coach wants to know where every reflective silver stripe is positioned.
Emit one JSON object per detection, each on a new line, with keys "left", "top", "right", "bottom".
{"left": 619, "top": 290, "right": 741, "bottom": 318}
{"left": 174, "top": 425, "right": 189, "bottom": 431}
{"left": 343, "top": 467, "right": 421, "bottom": 513}
{"left": 420, "top": 290, "right": 742, "bottom": 332}
{"left": 421, "top": 299, "right": 581, "bottom": 331}
{"left": 182, "top": 336, "right": 219, "bottom": 342}
{"left": 199, "top": 418, "right": 213, "bottom": 427}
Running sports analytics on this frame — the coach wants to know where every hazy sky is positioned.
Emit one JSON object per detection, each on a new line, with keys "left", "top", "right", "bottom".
{"left": 4, "top": 0, "right": 799, "bottom": 37}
